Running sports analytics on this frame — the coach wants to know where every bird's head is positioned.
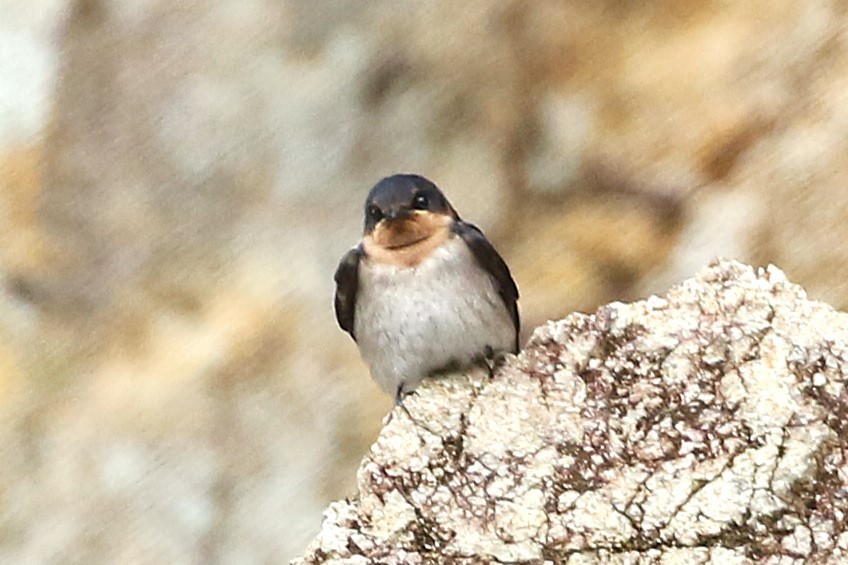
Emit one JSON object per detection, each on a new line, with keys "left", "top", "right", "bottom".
{"left": 361, "top": 175, "right": 458, "bottom": 266}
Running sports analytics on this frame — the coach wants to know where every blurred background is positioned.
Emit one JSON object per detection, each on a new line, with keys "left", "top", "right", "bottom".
{"left": 1, "top": 0, "right": 847, "bottom": 562}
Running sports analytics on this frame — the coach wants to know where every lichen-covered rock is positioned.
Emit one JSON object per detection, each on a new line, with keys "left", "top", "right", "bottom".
{"left": 295, "top": 260, "right": 848, "bottom": 564}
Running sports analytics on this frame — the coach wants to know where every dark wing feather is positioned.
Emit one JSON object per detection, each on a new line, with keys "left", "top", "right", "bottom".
{"left": 334, "top": 244, "right": 363, "bottom": 340}
{"left": 453, "top": 221, "right": 520, "bottom": 352}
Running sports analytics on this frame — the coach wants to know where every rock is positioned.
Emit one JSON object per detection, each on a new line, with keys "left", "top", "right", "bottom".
{"left": 294, "top": 260, "right": 848, "bottom": 563}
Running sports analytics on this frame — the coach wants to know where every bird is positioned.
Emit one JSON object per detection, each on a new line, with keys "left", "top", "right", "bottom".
{"left": 334, "top": 174, "right": 519, "bottom": 405}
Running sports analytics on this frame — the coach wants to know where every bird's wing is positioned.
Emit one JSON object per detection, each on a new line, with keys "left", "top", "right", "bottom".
{"left": 333, "top": 244, "right": 363, "bottom": 340}
{"left": 453, "top": 221, "right": 520, "bottom": 352}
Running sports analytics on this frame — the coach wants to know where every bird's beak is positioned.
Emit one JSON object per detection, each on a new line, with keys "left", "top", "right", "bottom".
{"left": 382, "top": 209, "right": 412, "bottom": 223}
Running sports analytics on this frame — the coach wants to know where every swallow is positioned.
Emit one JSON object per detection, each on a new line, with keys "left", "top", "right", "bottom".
{"left": 334, "top": 174, "right": 519, "bottom": 404}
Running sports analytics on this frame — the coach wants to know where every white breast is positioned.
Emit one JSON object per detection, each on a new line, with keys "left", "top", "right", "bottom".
{"left": 354, "top": 236, "right": 516, "bottom": 395}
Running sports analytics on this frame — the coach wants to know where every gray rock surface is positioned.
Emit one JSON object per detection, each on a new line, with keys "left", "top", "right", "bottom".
{"left": 295, "top": 260, "right": 848, "bottom": 563}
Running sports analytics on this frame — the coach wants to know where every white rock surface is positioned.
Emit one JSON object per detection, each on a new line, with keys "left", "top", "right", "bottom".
{"left": 295, "top": 260, "right": 848, "bottom": 563}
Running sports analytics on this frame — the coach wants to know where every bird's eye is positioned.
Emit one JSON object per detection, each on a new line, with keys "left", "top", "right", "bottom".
{"left": 368, "top": 204, "right": 383, "bottom": 221}
{"left": 412, "top": 193, "right": 429, "bottom": 210}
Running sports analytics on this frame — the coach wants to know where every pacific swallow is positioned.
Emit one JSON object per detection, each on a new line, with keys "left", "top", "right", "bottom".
{"left": 334, "top": 174, "right": 520, "bottom": 404}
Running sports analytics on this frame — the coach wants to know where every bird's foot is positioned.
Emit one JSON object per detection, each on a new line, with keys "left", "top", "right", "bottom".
{"left": 389, "top": 385, "right": 439, "bottom": 443}
{"left": 394, "top": 385, "right": 408, "bottom": 408}
{"left": 480, "top": 345, "right": 507, "bottom": 379}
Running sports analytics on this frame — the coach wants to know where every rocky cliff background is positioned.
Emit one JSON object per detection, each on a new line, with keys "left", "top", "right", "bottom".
{"left": 1, "top": 0, "right": 847, "bottom": 562}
